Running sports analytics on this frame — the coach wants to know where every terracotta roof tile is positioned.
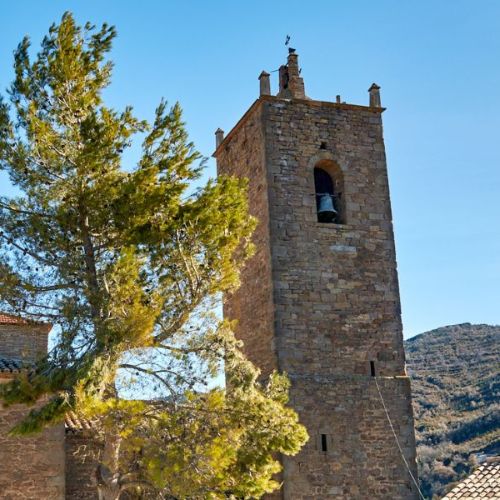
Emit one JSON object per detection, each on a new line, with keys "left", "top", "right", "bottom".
{"left": 442, "top": 457, "right": 500, "bottom": 499}
{"left": 0, "top": 312, "right": 52, "bottom": 332}
{"left": 0, "top": 313, "right": 29, "bottom": 325}
{"left": 65, "top": 411, "right": 98, "bottom": 433}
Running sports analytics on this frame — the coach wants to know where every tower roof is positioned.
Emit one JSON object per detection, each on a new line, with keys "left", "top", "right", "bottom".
{"left": 213, "top": 53, "right": 385, "bottom": 157}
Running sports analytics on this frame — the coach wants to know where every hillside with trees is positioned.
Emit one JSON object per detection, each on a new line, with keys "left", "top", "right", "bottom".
{"left": 405, "top": 323, "right": 499, "bottom": 499}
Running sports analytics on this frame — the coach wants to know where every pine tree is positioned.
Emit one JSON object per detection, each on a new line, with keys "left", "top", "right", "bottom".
{"left": 0, "top": 13, "right": 307, "bottom": 499}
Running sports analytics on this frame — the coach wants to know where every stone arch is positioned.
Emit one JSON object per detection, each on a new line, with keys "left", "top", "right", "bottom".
{"left": 309, "top": 154, "right": 346, "bottom": 224}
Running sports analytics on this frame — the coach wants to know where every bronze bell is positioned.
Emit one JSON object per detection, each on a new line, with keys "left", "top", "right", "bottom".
{"left": 317, "top": 193, "right": 337, "bottom": 222}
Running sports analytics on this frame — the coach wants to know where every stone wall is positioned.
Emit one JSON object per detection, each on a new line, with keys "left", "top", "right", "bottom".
{"left": 262, "top": 97, "right": 406, "bottom": 378}
{"left": 216, "top": 90, "right": 419, "bottom": 498}
{"left": 216, "top": 102, "right": 278, "bottom": 378}
{"left": 282, "top": 376, "right": 417, "bottom": 498}
{"left": 65, "top": 432, "right": 101, "bottom": 499}
{"left": 0, "top": 323, "right": 49, "bottom": 362}
{"left": 0, "top": 399, "right": 65, "bottom": 499}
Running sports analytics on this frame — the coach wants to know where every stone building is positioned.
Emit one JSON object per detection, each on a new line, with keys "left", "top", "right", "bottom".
{"left": 0, "top": 314, "right": 65, "bottom": 499}
{"left": 0, "top": 314, "right": 97, "bottom": 499}
{"left": 214, "top": 50, "right": 419, "bottom": 498}
{"left": 0, "top": 52, "right": 419, "bottom": 499}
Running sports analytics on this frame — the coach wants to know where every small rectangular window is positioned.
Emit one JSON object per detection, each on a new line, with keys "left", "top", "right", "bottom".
{"left": 321, "top": 433, "right": 328, "bottom": 452}
{"left": 370, "top": 360, "right": 376, "bottom": 377}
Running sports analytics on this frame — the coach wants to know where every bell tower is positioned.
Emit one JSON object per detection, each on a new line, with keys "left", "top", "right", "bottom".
{"left": 214, "top": 50, "right": 419, "bottom": 499}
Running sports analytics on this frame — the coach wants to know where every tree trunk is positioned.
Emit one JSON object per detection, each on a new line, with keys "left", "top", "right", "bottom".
{"left": 97, "top": 481, "right": 121, "bottom": 500}
{"left": 96, "top": 432, "right": 123, "bottom": 500}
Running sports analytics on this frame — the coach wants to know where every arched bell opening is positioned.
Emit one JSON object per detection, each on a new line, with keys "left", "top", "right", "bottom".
{"left": 313, "top": 161, "right": 345, "bottom": 224}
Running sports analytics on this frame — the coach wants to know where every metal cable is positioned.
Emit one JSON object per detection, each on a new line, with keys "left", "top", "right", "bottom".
{"left": 374, "top": 376, "right": 427, "bottom": 500}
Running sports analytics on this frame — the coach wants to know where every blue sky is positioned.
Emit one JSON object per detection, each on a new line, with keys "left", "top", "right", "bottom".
{"left": 1, "top": 1, "right": 499, "bottom": 338}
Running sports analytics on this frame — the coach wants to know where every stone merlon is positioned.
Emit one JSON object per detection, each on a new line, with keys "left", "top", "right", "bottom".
{"left": 369, "top": 83, "right": 382, "bottom": 108}
{"left": 215, "top": 128, "right": 224, "bottom": 149}
{"left": 259, "top": 71, "right": 271, "bottom": 96}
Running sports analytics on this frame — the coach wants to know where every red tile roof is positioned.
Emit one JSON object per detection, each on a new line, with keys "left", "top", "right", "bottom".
{"left": 65, "top": 411, "right": 99, "bottom": 433}
{"left": 0, "top": 313, "right": 29, "bottom": 325}
{"left": 0, "top": 313, "right": 52, "bottom": 332}
{"left": 442, "top": 457, "right": 500, "bottom": 499}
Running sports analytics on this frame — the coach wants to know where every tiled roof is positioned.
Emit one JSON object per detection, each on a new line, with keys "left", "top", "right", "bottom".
{"left": 0, "top": 312, "right": 52, "bottom": 332}
{"left": 0, "top": 357, "right": 27, "bottom": 373}
{"left": 0, "top": 313, "right": 29, "bottom": 325}
{"left": 65, "top": 411, "right": 98, "bottom": 433}
{"left": 442, "top": 457, "right": 500, "bottom": 499}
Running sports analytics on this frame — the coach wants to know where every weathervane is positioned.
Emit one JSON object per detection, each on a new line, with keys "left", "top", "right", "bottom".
{"left": 285, "top": 34, "right": 296, "bottom": 54}
{"left": 284, "top": 34, "right": 300, "bottom": 74}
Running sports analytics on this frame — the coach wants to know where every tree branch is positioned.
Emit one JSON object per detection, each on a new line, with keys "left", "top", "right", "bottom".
{"left": 119, "top": 363, "right": 178, "bottom": 403}
{"left": 0, "top": 201, "right": 51, "bottom": 218}
{"left": 0, "top": 233, "right": 58, "bottom": 267}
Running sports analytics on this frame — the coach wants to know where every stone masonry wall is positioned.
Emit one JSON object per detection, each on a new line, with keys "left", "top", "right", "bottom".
{"left": 65, "top": 432, "right": 101, "bottom": 499}
{"left": 0, "top": 324, "right": 49, "bottom": 362}
{"left": 216, "top": 103, "right": 278, "bottom": 378}
{"left": 263, "top": 98, "right": 406, "bottom": 378}
{"left": 282, "top": 376, "right": 418, "bottom": 498}
{"left": 216, "top": 94, "right": 418, "bottom": 498}
{"left": 0, "top": 398, "right": 65, "bottom": 499}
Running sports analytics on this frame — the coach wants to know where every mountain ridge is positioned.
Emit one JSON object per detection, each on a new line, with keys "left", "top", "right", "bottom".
{"left": 404, "top": 322, "right": 499, "bottom": 499}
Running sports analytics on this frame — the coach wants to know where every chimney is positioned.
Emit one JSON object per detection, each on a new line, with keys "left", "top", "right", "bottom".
{"left": 215, "top": 128, "right": 225, "bottom": 149}
{"left": 278, "top": 48, "right": 306, "bottom": 99}
{"left": 368, "top": 83, "right": 381, "bottom": 108}
{"left": 259, "top": 71, "right": 271, "bottom": 96}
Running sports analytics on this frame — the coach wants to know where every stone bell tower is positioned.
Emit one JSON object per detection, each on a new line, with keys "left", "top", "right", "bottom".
{"left": 214, "top": 50, "right": 419, "bottom": 499}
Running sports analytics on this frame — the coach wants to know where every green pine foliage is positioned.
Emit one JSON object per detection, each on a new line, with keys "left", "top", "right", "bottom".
{"left": 0, "top": 13, "right": 308, "bottom": 499}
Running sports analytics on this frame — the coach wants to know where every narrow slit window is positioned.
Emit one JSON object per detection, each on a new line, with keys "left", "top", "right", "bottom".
{"left": 321, "top": 434, "right": 328, "bottom": 452}
{"left": 370, "top": 360, "right": 376, "bottom": 377}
